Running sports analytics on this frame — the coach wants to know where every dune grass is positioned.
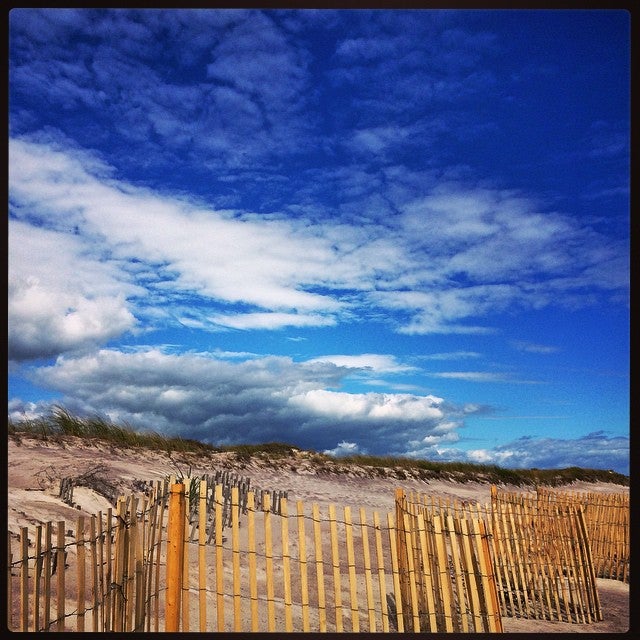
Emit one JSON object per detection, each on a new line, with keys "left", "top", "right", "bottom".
{"left": 8, "top": 406, "right": 212, "bottom": 454}
{"left": 8, "top": 406, "right": 629, "bottom": 487}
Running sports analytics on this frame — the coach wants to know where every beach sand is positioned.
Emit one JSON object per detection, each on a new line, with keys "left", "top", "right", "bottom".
{"left": 6, "top": 435, "right": 631, "bottom": 633}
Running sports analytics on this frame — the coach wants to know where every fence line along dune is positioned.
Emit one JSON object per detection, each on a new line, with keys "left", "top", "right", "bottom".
{"left": 7, "top": 474, "right": 629, "bottom": 633}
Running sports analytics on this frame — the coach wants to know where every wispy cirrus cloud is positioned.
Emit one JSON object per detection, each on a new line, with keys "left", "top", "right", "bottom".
{"left": 208, "top": 312, "right": 337, "bottom": 331}
{"left": 417, "top": 351, "right": 482, "bottom": 361}
{"left": 430, "top": 371, "right": 543, "bottom": 384}
{"left": 9, "top": 135, "right": 629, "bottom": 361}
{"left": 510, "top": 340, "right": 559, "bottom": 354}
{"left": 307, "top": 354, "right": 416, "bottom": 374}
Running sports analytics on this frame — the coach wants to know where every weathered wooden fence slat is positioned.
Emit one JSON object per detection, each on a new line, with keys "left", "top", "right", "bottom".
{"left": 486, "top": 487, "right": 603, "bottom": 624}
{"left": 359, "top": 507, "right": 376, "bottom": 632}
{"left": 20, "top": 526, "right": 29, "bottom": 631}
{"left": 373, "top": 510, "right": 390, "bottom": 632}
{"left": 246, "top": 490, "right": 259, "bottom": 631}
{"left": 328, "top": 503, "right": 343, "bottom": 632}
{"left": 312, "top": 502, "right": 327, "bottom": 632}
{"left": 280, "top": 497, "right": 293, "bottom": 632}
{"left": 297, "top": 500, "right": 310, "bottom": 632}
{"left": 56, "top": 521, "right": 65, "bottom": 631}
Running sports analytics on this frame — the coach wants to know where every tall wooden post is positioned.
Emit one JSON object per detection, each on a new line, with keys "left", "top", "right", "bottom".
{"left": 165, "top": 483, "right": 186, "bottom": 632}
{"left": 395, "top": 488, "right": 411, "bottom": 630}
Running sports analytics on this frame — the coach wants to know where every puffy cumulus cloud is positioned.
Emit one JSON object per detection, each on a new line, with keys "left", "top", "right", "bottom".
{"left": 8, "top": 221, "right": 138, "bottom": 361}
{"left": 27, "top": 349, "right": 464, "bottom": 455}
{"left": 323, "top": 441, "right": 363, "bottom": 457}
{"left": 9, "top": 284, "right": 135, "bottom": 361}
{"left": 289, "top": 389, "right": 445, "bottom": 421}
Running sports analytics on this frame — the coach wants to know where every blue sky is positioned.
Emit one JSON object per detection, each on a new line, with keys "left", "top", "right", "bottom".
{"left": 8, "top": 8, "right": 630, "bottom": 474}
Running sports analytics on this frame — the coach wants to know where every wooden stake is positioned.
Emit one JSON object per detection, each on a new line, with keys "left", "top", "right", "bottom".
{"left": 263, "top": 491, "right": 275, "bottom": 631}
{"left": 56, "top": 521, "right": 65, "bottom": 632}
{"left": 34, "top": 525, "right": 42, "bottom": 632}
{"left": 328, "top": 503, "right": 343, "bottom": 632}
{"left": 20, "top": 527, "right": 29, "bottom": 632}
{"left": 215, "top": 483, "right": 225, "bottom": 631}
{"left": 312, "top": 503, "right": 327, "bottom": 632}
{"left": 344, "top": 506, "right": 359, "bottom": 632}
{"left": 359, "top": 508, "right": 376, "bottom": 632}
{"left": 76, "top": 516, "right": 86, "bottom": 631}
{"left": 297, "top": 501, "right": 310, "bottom": 632}
{"left": 387, "top": 511, "right": 404, "bottom": 632}
{"left": 247, "top": 491, "right": 259, "bottom": 631}
{"left": 231, "top": 486, "right": 242, "bottom": 631}
{"left": 372, "top": 511, "right": 390, "bottom": 632}
{"left": 198, "top": 480, "right": 208, "bottom": 631}
{"left": 165, "top": 483, "right": 185, "bottom": 632}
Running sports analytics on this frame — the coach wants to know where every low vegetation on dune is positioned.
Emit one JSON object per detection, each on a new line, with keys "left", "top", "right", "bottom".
{"left": 8, "top": 406, "right": 629, "bottom": 488}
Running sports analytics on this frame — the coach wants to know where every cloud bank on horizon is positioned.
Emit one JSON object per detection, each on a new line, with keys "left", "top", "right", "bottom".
{"left": 8, "top": 9, "right": 630, "bottom": 474}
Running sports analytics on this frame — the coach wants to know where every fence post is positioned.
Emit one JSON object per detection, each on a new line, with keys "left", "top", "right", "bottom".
{"left": 165, "top": 483, "right": 186, "bottom": 632}
{"left": 20, "top": 527, "right": 29, "bottom": 632}
{"left": 394, "top": 489, "right": 411, "bottom": 630}
{"left": 7, "top": 534, "right": 13, "bottom": 631}
{"left": 76, "top": 515, "right": 86, "bottom": 632}
{"left": 56, "top": 521, "right": 66, "bottom": 632}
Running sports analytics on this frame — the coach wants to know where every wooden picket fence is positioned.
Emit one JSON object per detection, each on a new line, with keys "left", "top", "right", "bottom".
{"left": 394, "top": 489, "right": 503, "bottom": 632}
{"left": 535, "top": 488, "right": 629, "bottom": 582}
{"left": 400, "top": 486, "right": 613, "bottom": 625}
{"left": 8, "top": 479, "right": 627, "bottom": 633}
{"left": 488, "top": 486, "right": 602, "bottom": 623}
{"left": 7, "top": 478, "right": 503, "bottom": 633}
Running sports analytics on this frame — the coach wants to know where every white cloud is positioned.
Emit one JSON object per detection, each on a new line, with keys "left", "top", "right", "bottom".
{"left": 8, "top": 221, "right": 138, "bottom": 360}
{"left": 8, "top": 398, "right": 55, "bottom": 423}
{"left": 26, "top": 348, "right": 457, "bottom": 454}
{"left": 466, "top": 449, "right": 515, "bottom": 465}
{"left": 431, "top": 371, "right": 512, "bottom": 382}
{"left": 445, "top": 432, "right": 629, "bottom": 474}
{"left": 370, "top": 289, "right": 499, "bottom": 335}
{"left": 510, "top": 340, "right": 559, "bottom": 354}
{"left": 307, "top": 354, "right": 415, "bottom": 374}
{"left": 208, "top": 312, "right": 337, "bottom": 331}
{"left": 418, "top": 351, "right": 482, "bottom": 360}
{"left": 9, "top": 135, "right": 629, "bottom": 358}
{"left": 289, "top": 389, "right": 444, "bottom": 421}
{"left": 323, "top": 441, "right": 363, "bottom": 457}
{"left": 10, "top": 137, "right": 349, "bottom": 317}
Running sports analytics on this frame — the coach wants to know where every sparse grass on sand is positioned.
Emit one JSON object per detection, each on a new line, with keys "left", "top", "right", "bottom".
{"left": 8, "top": 406, "right": 629, "bottom": 488}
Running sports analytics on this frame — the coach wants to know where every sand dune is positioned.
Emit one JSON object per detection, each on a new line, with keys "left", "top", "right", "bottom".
{"left": 6, "top": 435, "right": 630, "bottom": 633}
